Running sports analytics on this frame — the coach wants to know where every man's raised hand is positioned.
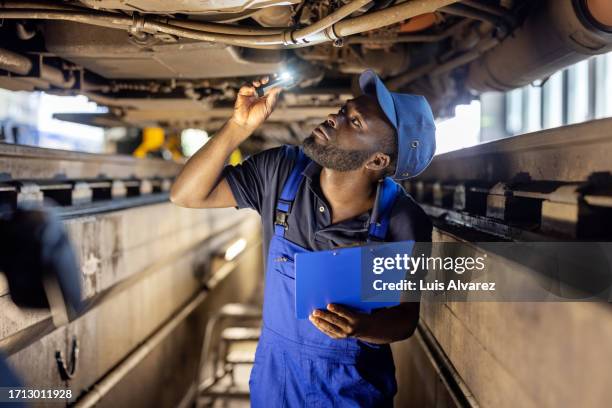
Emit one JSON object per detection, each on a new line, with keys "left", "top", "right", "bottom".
{"left": 231, "top": 76, "right": 282, "bottom": 133}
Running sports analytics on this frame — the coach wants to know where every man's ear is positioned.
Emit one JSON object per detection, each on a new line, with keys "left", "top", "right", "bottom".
{"left": 364, "top": 152, "right": 391, "bottom": 172}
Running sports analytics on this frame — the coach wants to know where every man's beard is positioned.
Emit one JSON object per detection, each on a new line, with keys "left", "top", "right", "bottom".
{"left": 302, "top": 135, "right": 375, "bottom": 171}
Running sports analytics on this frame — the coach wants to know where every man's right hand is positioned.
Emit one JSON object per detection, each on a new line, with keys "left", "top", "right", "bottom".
{"left": 170, "top": 76, "right": 282, "bottom": 209}
{"left": 231, "top": 76, "right": 283, "bottom": 133}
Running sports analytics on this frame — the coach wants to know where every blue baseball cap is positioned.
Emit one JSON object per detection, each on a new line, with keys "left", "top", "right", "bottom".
{"left": 359, "top": 69, "right": 436, "bottom": 180}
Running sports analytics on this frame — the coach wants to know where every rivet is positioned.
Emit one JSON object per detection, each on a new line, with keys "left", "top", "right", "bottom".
{"left": 319, "top": 206, "right": 325, "bottom": 212}
{"left": 411, "top": 140, "right": 419, "bottom": 148}
{"left": 402, "top": 172, "right": 410, "bottom": 177}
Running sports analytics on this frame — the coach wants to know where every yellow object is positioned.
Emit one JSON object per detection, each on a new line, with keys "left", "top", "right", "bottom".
{"left": 134, "top": 127, "right": 165, "bottom": 158}
{"left": 164, "top": 132, "right": 183, "bottom": 161}
{"left": 229, "top": 148, "right": 243, "bottom": 166}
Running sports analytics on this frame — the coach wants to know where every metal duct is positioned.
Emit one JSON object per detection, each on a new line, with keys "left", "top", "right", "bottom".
{"left": 0, "top": 47, "right": 32, "bottom": 75}
{"left": 0, "top": 48, "right": 75, "bottom": 88}
{"left": 466, "top": 0, "right": 612, "bottom": 92}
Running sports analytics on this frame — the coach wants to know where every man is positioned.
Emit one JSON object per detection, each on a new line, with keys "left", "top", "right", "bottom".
{"left": 171, "top": 69, "right": 435, "bottom": 407}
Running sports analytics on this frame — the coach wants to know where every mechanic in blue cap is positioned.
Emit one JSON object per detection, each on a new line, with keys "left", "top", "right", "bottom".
{"left": 171, "top": 69, "right": 436, "bottom": 407}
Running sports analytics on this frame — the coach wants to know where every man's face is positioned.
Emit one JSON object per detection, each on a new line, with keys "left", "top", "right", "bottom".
{"left": 302, "top": 95, "right": 395, "bottom": 172}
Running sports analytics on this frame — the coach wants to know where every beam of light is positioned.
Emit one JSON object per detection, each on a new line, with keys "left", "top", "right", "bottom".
{"left": 280, "top": 71, "right": 293, "bottom": 80}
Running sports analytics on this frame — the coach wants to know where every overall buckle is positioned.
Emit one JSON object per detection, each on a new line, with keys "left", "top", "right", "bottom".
{"left": 274, "top": 210, "right": 289, "bottom": 229}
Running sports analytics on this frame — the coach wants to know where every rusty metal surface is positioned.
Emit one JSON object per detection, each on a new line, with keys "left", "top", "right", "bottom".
{"left": 43, "top": 21, "right": 287, "bottom": 79}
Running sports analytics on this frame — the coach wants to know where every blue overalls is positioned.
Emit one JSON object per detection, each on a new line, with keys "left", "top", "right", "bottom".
{"left": 250, "top": 148, "right": 402, "bottom": 407}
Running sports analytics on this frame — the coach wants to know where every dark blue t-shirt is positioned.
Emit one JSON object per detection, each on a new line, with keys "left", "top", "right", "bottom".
{"left": 222, "top": 145, "right": 432, "bottom": 261}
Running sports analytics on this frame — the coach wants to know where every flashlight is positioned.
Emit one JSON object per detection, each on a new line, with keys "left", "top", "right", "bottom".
{"left": 256, "top": 71, "right": 296, "bottom": 97}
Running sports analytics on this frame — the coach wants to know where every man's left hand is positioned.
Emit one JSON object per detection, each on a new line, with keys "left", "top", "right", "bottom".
{"left": 308, "top": 301, "right": 420, "bottom": 344}
{"left": 309, "top": 303, "right": 372, "bottom": 340}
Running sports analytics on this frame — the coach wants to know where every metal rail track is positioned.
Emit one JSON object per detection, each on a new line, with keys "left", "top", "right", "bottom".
{"left": 0, "top": 143, "right": 180, "bottom": 217}
{"left": 406, "top": 118, "right": 612, "bottom": 241}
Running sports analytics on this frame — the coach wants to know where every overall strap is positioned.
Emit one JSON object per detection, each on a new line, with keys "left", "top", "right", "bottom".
{"left": 274, "top": 147, "right": 310, "bottom": 237}
{"left": 368, "top": 177, "right": 402, "bottom": 242}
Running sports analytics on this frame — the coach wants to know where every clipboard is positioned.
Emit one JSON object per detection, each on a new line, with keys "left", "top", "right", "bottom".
{"left": 294, "top": 240, "right": 415, "bottom": 319}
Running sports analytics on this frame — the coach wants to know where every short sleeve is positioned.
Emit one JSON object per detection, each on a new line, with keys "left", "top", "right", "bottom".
{"left": 221, "top": 146, "right": 286, "bottom": 214}
{"left": 388, "top": 192, "right": 433, "bottom": 243}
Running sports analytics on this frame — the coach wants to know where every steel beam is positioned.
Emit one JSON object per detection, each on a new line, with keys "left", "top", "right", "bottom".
{"left": 0, "top": 143, "right": 181, "bottom": 180}
{"left": 409, "top": 118, "right": 612, "bottom": 239}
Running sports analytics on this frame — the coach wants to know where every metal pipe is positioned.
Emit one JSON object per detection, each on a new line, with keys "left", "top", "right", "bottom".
{"left": 142, "top": 0, "right": 373, "bottom": 40}
{"left": 347, "top": 33, "right": 449, "bottom": 44}
{"left": 140, "top": 0, "right": 374, "bottom": 45}
{"left": 0, "top": 47, "right": 32, "bottom": 75}
{"left": 291, "top": 0, "right": 373, "bottom": 42}
{"left": 439, "top": 3, "right": 501, "bottom": 26}
{"left": 0, "top": 0, "right": 460, "bottom": 49}
{"left": 0, "top": 0, "right": 371, "bottom": 40}
{"left": 0, "top": 10, "right": 133, "bottom": 29}
{"left": 40, "top": 64, "right": 76, "bottom": 89}
{"left": 73, "top": 291, "right": 207, "bottom": 407}
{"left": 466, "top": 0, "right": 612, "bottom": 92}
{"left": 460, "top": 0, "right": 512, "bottom": 18}
{"left": 152, "top": 16, "right": 287, "bottom": 36}
{"left": 0, "top": 9, "right": 306, "bottom": 47}
{"left": 387, "top": 62, "right": 436, "bottom": 90}
{"left": 0, "top": 0, "right": 89, "bottom": 11}
{"left": 248, "top": 0, "right": 461, "bottom": 47}
{"left": 140, "top": 20, "right": 286, "bottom": 46}
{"left": 334, "top": 0, "right": 459, "bottom": 37}
{"left": 0, "top": 46, "right": 76, "bottom": 88}
{"left": 429, "top": 36, "right": 499, "bottom": 75}
{"left": 15, "top": 22, "right": 36, "bottom": 40}
{"left": 1, "top": 2, "right": 282, "bottom": 35}
{"left": 386, "top": 36, "right": 499, "bottom": 89}
{"left": 345, "top": 19, "right": 471, "bottom": 44}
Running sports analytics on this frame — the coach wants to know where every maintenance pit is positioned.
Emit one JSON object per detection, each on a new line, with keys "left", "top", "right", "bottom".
{"left": 1, "top": 1, "right": 612, "bottom": 407}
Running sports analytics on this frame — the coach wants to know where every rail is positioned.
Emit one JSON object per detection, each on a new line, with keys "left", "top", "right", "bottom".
{"left": 405, "top": 118, "right": 612, "bottom": 240}
{"left": 0, "top": 143, "right": 180, "bottom": 217}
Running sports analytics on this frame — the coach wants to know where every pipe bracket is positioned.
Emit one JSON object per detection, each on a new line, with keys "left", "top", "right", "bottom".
{"left": 130, "top": 13, "right": 146, "bottom": 34}
{"left": 324, "top": 25, "right": 340, "bottom": 41}
{"left": 282, "top": 30, "right": 298, "bottom": 46}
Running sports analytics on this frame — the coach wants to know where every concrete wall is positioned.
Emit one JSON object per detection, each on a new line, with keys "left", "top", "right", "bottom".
{"left": 1, "top": 203, "right": 263, "bottom": 407}
{"left": 392, "top": 227, "right": 612, "bottom": 408}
